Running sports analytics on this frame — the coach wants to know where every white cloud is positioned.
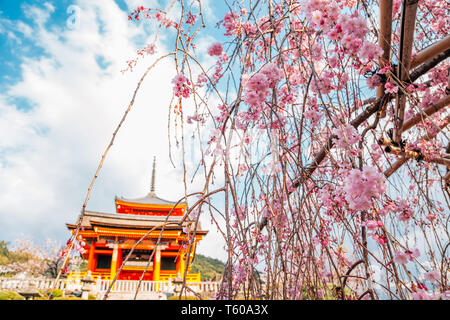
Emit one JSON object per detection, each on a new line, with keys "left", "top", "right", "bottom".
{"left": 0, "top": 0, "right": 226, "bottom": 261}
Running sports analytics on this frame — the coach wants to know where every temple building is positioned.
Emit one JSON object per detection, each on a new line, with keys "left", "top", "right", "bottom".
{"left": 66, "top": 158, "right": 207, "bottom": 282}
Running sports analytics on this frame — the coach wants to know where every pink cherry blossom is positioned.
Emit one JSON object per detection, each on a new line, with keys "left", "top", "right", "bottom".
{"left": 411, "top": 290, "right": 436, "bottom": 300}
{"left": 208, "top": 42, "right": 224, "bottom": 56}
{"left": 172, "top": 74, "right": 191, "bottom": 98}
{"left": 238, "top": 163, "right": 248, "bottom": 175}
{"left": 342, "top": 166, "right": 387, "bottom": 211}
{"left": 424, "top": 270, "right": 440, "bottom": 283}
{"left": 359, "top": 41, "right": 383, "bottom": 61}
{"left": 367, "top": 74, "right": 382, "bottom": 89}
{"left": 365, "top": 220, "right": 382, "bottom": 231}
{"left": 332, "top": 124, "right": 361, "bottom": 150}
{"left": 393, "top": 251, "right": 410, "bottom": 264}
{"left": 408, "top": 248, "right": 420, "bottom": 260}
{"left": 440, "top": 291, "right": 450, "bottom": 300}
{"left": 242, "top": 63, "right": 282, "bottom": 107}
{"left": 384, "top": 81, "right": 399, "bottom": 94}
{"left": 182, "top": 226, "right": 190, "bottom": 233}
{"left": 143, "top": 43, "right": 156, "bottom": 55}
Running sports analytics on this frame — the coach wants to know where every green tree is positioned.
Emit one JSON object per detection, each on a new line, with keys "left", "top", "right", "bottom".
{"left": 191, "top": 254, "right": 225, "bottom": 281}
{"left": 0, "top": 241, "right": 10, "bottom": 266}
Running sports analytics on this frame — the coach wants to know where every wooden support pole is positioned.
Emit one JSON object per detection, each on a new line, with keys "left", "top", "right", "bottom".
{"left": 394, "top": 0, "right": 419, "bottom": 143}
{"left": 377, "top": 0, "right": 393, "bottom": 118}
{"left": 401, "top": 94, "right": 450, "bottom": 133}
{"left": 409, "top": 49, "right": 450, "bottom": 83}
{"left": 446, "top": 142, "right": 450, "bottom": 186}
{"left": 444, "top": 140, "right": 450, "bottom": 187}
{"left": 431, "top": 157, "right": 450, "bottom": 167}
{"left": 378, "top": 137, "right": 419, "bottom": 158}
{"left": 410, "top": 35, "right": 450, "bottom": 70}
{"left": 397, "top": 0, "right": 419, "bottom": 81}
{"left": 384, "top": 157, "right": 406, "bottom": 178}
{"left": 447, "top": 66, "right": 450, "bottom": 93}
{"left": 382, "top": 144, "right": 450, "bottom": 168}
{"left": 384, "top": 116, "right": 449, "bottom": 177}
{"left": 444, "top": 172, "right": 450, "bottom": 186}
{"left": 378, "top": 0, "right": 393, "bottom": 67}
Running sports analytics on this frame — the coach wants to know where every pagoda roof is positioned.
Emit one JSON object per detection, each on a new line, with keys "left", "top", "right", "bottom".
{"left": 115, "top": 192, "right": 186, "bottom": 207}
{"left": 66, "top": 210, "right": 206, "bottom": 234}
{"left": 114, "top": 157, "right": 187, "bottom": 207}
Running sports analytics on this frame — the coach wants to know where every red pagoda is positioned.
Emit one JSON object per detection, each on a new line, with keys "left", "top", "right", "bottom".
{"left": 66, "top": 158, "right": 207, "bottom": 281}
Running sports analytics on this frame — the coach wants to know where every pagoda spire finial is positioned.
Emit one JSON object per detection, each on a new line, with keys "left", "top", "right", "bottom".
{"left": 150, "top": 156, "right": 156, "bottom": 194}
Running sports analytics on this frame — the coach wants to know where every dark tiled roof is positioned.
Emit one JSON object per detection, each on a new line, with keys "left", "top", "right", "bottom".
{"left": 66, "top": 210, "right": 207, "bottom": 234}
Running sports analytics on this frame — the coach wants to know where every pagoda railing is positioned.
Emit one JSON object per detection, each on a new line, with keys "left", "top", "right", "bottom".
{"left": 0, "top": 277, "right": 220, "bottom": 297}
{"left": 95, "top": 279, "right": 220, "bottom": 294}
{"left": 67, "top": 271, "right": 112, "bottom": 280}
{"left": 96, "top": 279, "right": 171, "bottom": 293}
{"left": 67, "top": 271, "right": 202, "bottom": 282}
{"left": 0, "top": 277, "right": 83, "bottom": 291}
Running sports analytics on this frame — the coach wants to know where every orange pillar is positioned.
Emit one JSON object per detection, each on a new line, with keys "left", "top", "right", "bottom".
{"left": 110, "top": 243, "right": 119, "bottom": 280}
{"left": 187, "top": 242, "right": 196, "bottom": 272}
{"left": 116, "top": 248, "right": 123, "bottom": 279}
{"left": 87, "top": 242, "right": 96, "bottom": 272}
{"left": 153, "top": 246, "right": 161, "bottom": 281}
{"left": 177, "top": 248, "right": 186, "bottom": 277}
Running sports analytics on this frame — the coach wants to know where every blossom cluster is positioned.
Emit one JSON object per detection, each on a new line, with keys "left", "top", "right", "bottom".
{"left": 208, "top": 43, "right": 224, "bottom": 56}
{"left": 127, "top": 7, "right": 178, "bottom": 29}
{"left": 342, "top": 166, "right": 387, "bottom": 211}
{"left": 242, "top": 63, "right": 283, "bottom": 107}
{"left": 172, "top": 74, "right": 191, "bottom": 98}
{"left": 393, "top": 249, "right": 420, "bottom": 265}
{"left": 332, "top": 124, "right": 361, "bottom": 150}
{"left": 304, "top": 0, "right": 383, "bottom": 62}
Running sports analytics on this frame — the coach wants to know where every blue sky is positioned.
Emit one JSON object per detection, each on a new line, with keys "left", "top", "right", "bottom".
{"left": 0, "top": 0, "right": 229, "bottom": 261}
{"left": 0, "top": 0, "right": 226, "bottom": 102}
{"left": 0, "top": 1, "right": 80, "bottom": 86}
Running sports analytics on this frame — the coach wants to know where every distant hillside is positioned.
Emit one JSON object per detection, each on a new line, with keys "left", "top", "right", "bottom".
{"left": 0, "top": 241, "right": 28, "bottom": 268}
{"left": 191, "top": 254, "right": 225, "bottom": 281}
